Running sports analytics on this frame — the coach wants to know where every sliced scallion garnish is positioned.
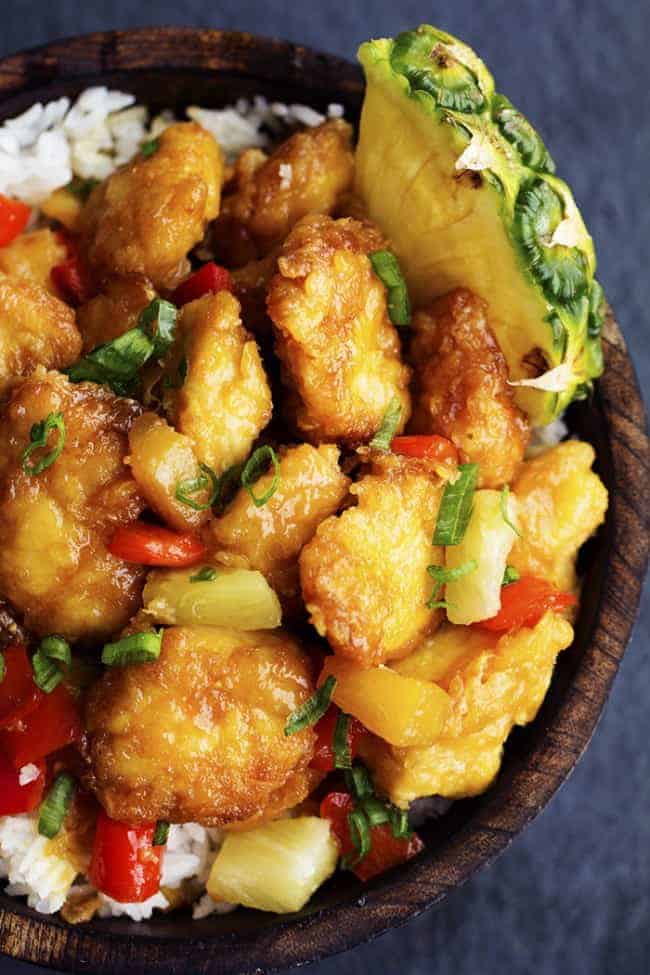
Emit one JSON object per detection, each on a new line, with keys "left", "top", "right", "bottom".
{"left": 66, "top": 328, "right": 154, "bottom": 396}
{"left": 360, "top": 796, "right": 391, "bottom": 827}
{"left": 433, "top": 463, "right": 479, "bottom": 546}
{"left": 32, "top": 635, "right": 72, "bottom": 694}
{"left": 502, "top": 565, "right": 521, "bottom": 586}
{"left": 343, "top": 808, "right": 372, "bottom": 867}
{"left": 368, "top": 249, "right": 411, "bottom": 326}
{"left": 176, "top": 463, "right": 219, "bottom": 511}
{"left": 139, "top": 298, "right": 177, "bottom": 360}
{"left": 189, "top": 566, "right": 218, "bottom": 583}
{"left": 102, "top": 630, "right": 163, "bottom": 668}
{"left": 344, "top": 763, "right": 374, "bottom": 801}
{"left": 333, "top": 712, "right": 352, "bottom": 770}
{"left": 66, "top": 176, "right": 99, "bottom": 201}
{"left": 241, "top": 446, "right": 280, "bottom": 508}
{"left": 369, "top": 397, "right": 402, "bottom": 451}
{"left": 388, "top": 805, "right": 412, "bottom": 840}
{"left": 426, "top": 559, "right": 478, "bottom": 610}
{"left": 141, "top": 138, "right": 160, "bottom": 158}
{"left": 152, "top": 820, "right": 170, "bottom": 846}
{"left": 38, "top": 772, "right": 76, "bottom": 839}
{"left": 284, "top": 675, "right": 336, "bottom": 737}
{"left": 499, "top": 485, "right": 522, "bottom": 537}
{"left": 21, "top": 413, "right": 66, "bottom": 476}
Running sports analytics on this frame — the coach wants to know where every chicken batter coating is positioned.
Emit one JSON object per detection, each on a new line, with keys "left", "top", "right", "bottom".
{"left": 300, "top": 458, "right": 443, "bottom": 667}
{"left": 267, "top": 214, "right": 411, "bottom": 444}
{"left": 168, "top": 290, "right": 272, "bottom": 474}
{"left": 0, "top": 272, "right": 82, "bottom": 394}
{"left": 216, "top": 119, "right": 354, "bottom": 262}
{"left": 209, "top": 444, "right": 350, "bottom": 608}
{"left": 409, "top": 288, "right": 529, "bottom": 488}
{"left": 0, "top": 228, "right": 68, "bottom": 297}
{"left": 0, "top": 370, "right": 144, "bottom": 641}
{"left": 79, "top": 122, "right": 223, "bottom": 289}
{"left": 76, "top": 276, "right": 156, "bottom": 352}
{"left": 85, "top": 625, "right": 317, "bottom": 826}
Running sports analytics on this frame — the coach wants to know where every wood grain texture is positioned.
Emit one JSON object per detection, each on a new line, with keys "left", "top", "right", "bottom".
{"left": 0, "top": 28, "right": 647, "bottom": 975}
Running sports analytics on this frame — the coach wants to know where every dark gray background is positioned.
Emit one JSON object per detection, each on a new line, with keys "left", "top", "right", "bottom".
{"left": 1, "top": 1, "right": 648, "bottom": 973}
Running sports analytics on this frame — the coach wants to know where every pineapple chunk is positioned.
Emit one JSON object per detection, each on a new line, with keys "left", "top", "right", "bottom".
{"left": 321, "top": 656, "right": 452, "bottom": 747}
{"left": 207, "top": 817, "right": 338, "bottom": 913}
{"left": 445, "top": 489, "right": 518, "bottom": 624}
{"left": 391, "top": 623, "right": 498, "bottom": 684}
{"left": 143, "top": 566, "right": 282, "bottom": 629}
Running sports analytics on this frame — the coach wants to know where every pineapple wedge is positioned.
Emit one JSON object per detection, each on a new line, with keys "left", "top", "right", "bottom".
{"left": 355, "top": 25, "right": 604, "bottom": 423}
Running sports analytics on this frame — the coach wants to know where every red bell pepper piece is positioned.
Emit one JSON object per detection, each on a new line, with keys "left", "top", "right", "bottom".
{"left": 51, "top": 256, "right": 93, "bottom": 306}
{"left": 108, "top": 522, "right": 207, "bottom": 567}
{"left": 0, "top": 753, "right": 46, "bottom": 814}
{"left": 390, "top": 435, "right": 459, "bottom": 465}
{"left": 0, "top": 683, "right": 81, "bottom": 769}
{"left": 89, "top": 811, "right": 165, "bottom": 903}
{"left": 171, "top": 262, "right": 233, "bottom": 307}
{"left": 0, "top": 194, "right": 30, "bottom": 247}
{"left": 476, "top": 575, "right": 577, "bottom": 633}
{"left": 310, "top": 706, "right": 367, "bottom": 772}
{"left": 0, "top": 644, "right": 44, "bottom": 729}
{"left": 320, "top": 791, "right": 423, "bottom": 882}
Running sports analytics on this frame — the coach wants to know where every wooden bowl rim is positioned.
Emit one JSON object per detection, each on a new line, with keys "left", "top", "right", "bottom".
{"left": 0, "top": 26, "right": 647, "bottom": 975}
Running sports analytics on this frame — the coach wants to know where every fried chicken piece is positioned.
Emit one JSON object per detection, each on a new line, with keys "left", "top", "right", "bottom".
{"left": 215, "top": 120, "right": 354, "bottom": 263}
{"left": 209, "top": 444, "right": 350, "bottom": 609}
{"left": 0, "top": 229, "right": 68, "bottom": 297}
{"left": 510, "top": 440, "right": 608, "bottom": 591}
{"left": 167, "top": 291, "right": 272, "bottom": 474}
{"left": 0, "top": 272, "right": 82, "bottom": 394}
{"left": 76, "top": 276, "right": 156, "bottom": 352}
{"left": 79, "top": 122, "right": 223, "bottom": 289}
{"left": 299, "top": 457, "right": 443, "bottom": 667}
{"left": 409, "top": 288, "right": 529, "bottom": 488}
{"left": 85, "top": 625, "right": 317, "bottom": 826}
{"left": 0, "top": 370, "right": 144, "bottom": 641}
{"left": 267, "top": 214, "right": 411, "bottom": 444}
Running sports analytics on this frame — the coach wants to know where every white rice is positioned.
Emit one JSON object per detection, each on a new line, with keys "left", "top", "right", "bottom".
{"left": 0, "top": 813, "right": 77, "bottom": 914}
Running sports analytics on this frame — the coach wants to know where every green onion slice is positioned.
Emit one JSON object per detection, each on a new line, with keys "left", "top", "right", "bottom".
{"left": 500, "top": 485, "right": 523, "bottom": 537}
{"left": 284, "top": 675, "right": 336, "bottom": 737}
{"left": 433, "top": 463, "right": 479, "bottom": 546}
{"left": 141, "top": 138, "right": 160, "bottom": 158}
{"left": 426, "top": 559, "right": 478, "bottom": 609}
{"left": 153, "top": 820, "right": 170, "bottom": 846}
{"left": 343, "top": 809, "right": 372, "bottom": 868}
{"left": 66, "top": 177, "right": 99, "bottom": 201}
{"left": 66, "top": 328, "right": 154, "bottom": 396}
{"left": 502, "top": 565, "right": 521, "bottom": 586}
{"left": 369, "top": 397, "right": 402, "bottom": 451}
{"left": 344, "top": 763, "right": 374, "bottom": 801}
{"left": 189, "top": 566, "right": 218, "bottom": 583}
{"left": 241, "top": 446, "right": 280, "bottom": 508}
{"left": 369, "top": 250, "right": 411, "bottom": 326}
{"left": 388, "top": 805, "right": 412, "bottom": 840}
{"left": 333, "top": 712, "right": 352, "bottom": 770}
{"left": 139, "top": 298, "right": 177, "bottom": 360}
{"left": 102, "top": 630, "right": 163, "bottom": 667}
{"left": 21, "top": 413, "right": 66, "bottom": 476}
{"left": 176, "top": 463, "right": 220, "bottom": 511}
{"left": 32, "top": 635, "right": 72, "bottom": 694}
{"left": 360, "top": 796, "right": 391, "bottom": 827}
{"left": 38, "top": 772, "right": 76, "bottom": 839}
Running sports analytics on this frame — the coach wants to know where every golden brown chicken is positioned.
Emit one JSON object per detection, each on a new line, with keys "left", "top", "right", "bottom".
{"left": 0, "top": 228, "right": 68, "bottom": 297}
{"left": 409, "top": 288, "right": 529, "bottom": 488}
{"left": 267, "top": 214, "right": 411, "bottom": 444}
{"left": 85, "top": 625, "right": 317, "bottom": 826}
{"left": 0, "top": 272, "right": 82, "bottom": 394}
{"left": 0, "top": 369, "right": 144, "bottom": 641}
{"left": 76, "top": 276, "right": 156, "bottom": 352}
{"left": 79, "top": 122, "right": 223, "bottom": 289}
{"left": 300, "top": 456, "right": 443, "bottom": 667}
{"left": 167, "top": 290, "right": 272, "bottom": 474}
{"left": 209, "top": 443, "right": 350, "bottom": 609}
{"left": 215, "top": 119, "right": 354, "bottom": 263}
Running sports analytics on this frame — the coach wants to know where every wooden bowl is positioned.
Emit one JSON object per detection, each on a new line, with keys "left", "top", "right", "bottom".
{"left": 0, "top": 27, "right": 647, "bottom": 975}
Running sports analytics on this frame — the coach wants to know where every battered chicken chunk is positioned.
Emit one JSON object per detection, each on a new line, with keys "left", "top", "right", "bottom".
{"left": 216, "top": 119, "right": 354, "bottom": 262}
{"left": 79, "top": 122, "right": 223, "bottom": 289}
{"left": 300, "top": 457, "right": 443, "bottom": 667}
{"left": 409, "top": 288, "right": 529, "bottom": 488}
{"left": 0, "top": 370, "right": 144, "bottom": 641}
{"left": 0, "top": 272, "right": 82, "bottom": 394}
{"left": 76, "top": 276, "right": 156, "bottom": 352}
{"left": 85, "top": 625, "right": 317, "bottom": 826}
{"left": 510, "top": 440, "right": 608, "bottom": 591}
{"left": 267, "top": 214, "right": 411, "bottom": 444}
{"left": 168, "top": 290, "right": 272, "bottom": 474}
{"left": 209, "top": 444, "right": 350, "bottom": 608}
{"left": 0, "top": 228, "right": 68, "bottom": 296}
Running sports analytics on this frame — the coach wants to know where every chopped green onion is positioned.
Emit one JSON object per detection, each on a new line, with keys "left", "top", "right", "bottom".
{"left": 360, "top": 796, "right": 391, "bottom": 827}
{"left": 333, "top": 712, "right": 352, "bottom": 770}
{"left": 433, "top": 463, "right": 479, "bottom": 546}
{"left": 241, "top": 446, "right": 280, "bottom": 508}
{"left": 152, "top": 820, "right": 170, "bottom": 846}
{"left": 284, "top": 675, "right": 336, "bottom": 737}
{"left": 163, "top": 355, "right": 188, "bottom": 390}
{"left": 369, "top": 249, "right": 411, "bottom": 326}
{"left": 189, "top": 566, "right": 218, "bottom": 583}
{"left": 102, "top": 630, "right": 163, "bottom": 667}
{"left": 344, "top": 763, "right": 374, "bottom": 801}
{"left": 388, "top": 805, "right": 412, "bottom": 840}
{"left": 176, "top": 463, "right": 220, "bottom": 511}
{"left": 369, "top": 397, "right": 402, "bottom": 451}
{"left": 38, "top": 773, "right": 76, "bottom": 839}
{"left": 0, "top": 651, "right": 5, "bottom": 684}
{"left": 139, "top": 298, "right": 177, "bottom": 360}
{"left": 426, "top": 559, "right": 478, "bottom": 609}
{"left": 500, "top": 485, "right": 523, "bottom": 537}
{"left": 502, "top": 565, "right": 521, "bottom": 586}
{"left": 66, "top": 177, "right": 99, "bottom": 201}
{"left": 141, "top": 138, "right": 160, "bottom": 158}
{"left": 343, "top": 809, "right": 372, "bottom": 867}
{"left": 32, "top": 635, "right": 72, "bottom": 694}
{"left": 21, "top": 412, "right": 66, "bottom": 476}
{"left": 66, "top": 327, "right": 154, "bottom": 396}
